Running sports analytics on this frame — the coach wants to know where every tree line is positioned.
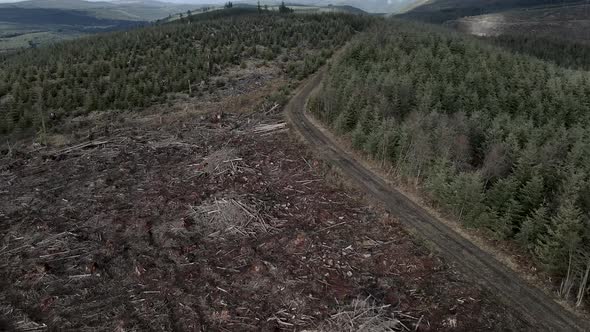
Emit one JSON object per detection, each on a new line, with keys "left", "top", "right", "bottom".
{"left": 310, "top": 20, "right": 590, "bottom": 307}
{"left": 0, "top": 11, "right": 375, "bottom": 136}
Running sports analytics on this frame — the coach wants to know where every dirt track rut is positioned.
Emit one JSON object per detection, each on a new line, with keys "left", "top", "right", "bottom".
{"left": 286, "top": 69, "right": 589, "bottom": 332}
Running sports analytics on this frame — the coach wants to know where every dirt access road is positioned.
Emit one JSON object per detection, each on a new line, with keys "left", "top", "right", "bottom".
{"left": 286, "top": 69, "right": 589, "bottom": 331}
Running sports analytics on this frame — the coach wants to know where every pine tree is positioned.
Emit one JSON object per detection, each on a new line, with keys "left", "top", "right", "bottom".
{"left": 351, "top": 122, "right": 366, "bottom": 151}
{"left": 519, "top": 171, "right": 545, "bottom": 215}
{"left": 502, "top": 198, "right": 525, "bottom": 238}
{"left": 0, "top": 98, "right": 9, "bottom": 134}
{"left": 517, "top": 205, "right": 549, "bottom": 252}
{"left": 448, "top": 172, "right": 486, "bottom": 224}
{"left": 278, "top": 1, "right": 293, "bottom": 13}
{"left": 536, "top": 197, "right": 584, "bottom": 272}
{"left": 363, "top": 122, "right": 385, "bottom": 157}
{"left": 486, "top": 176, "right": 521, "bottom": 213}
{"left": 424, "top": 157, "right": 453, "bottom": 206}
{"left": 334, "top": 103, "right": 358, "bottom": 134}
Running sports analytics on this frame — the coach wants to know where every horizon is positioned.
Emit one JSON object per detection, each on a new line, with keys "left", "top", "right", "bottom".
{"left": 0, "top": 0, "right": 408, "bottom": 5}
{"left": 0, "top": 0, "right": 225, "bottom": 3}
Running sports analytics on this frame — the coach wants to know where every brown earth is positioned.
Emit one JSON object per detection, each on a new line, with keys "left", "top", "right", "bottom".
{"left": 0, "top": 74, "right": 530, "bottom": 331}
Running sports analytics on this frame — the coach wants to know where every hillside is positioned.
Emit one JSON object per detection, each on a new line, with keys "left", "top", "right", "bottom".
{"left": 242, "top": 0, "right": 415, "bottom": 13}
{"left": 0, "top": 11, "right": 145, "bottom": 53}
{"left": 0, "top": 0, "right": 116, "bottom": 10}
{"left": 0, "top": 10, "right": 374, "bottom": 136}
{"left": 0, "top": 0, "right": 198, "bottom": 21}
{"left": 0, "top": 8, "right": 141, "bottom": 26}
{"left": 399, "top": 0, "right": 584, "bottom": 23}
{"left": 163, "top": 3, "right": 367, "bottom": 22}
{"left": 275, "top": 4, "right": 367, "bottom": 15}
{"left": 397, "top": 0, "right": 590, "bottom": 67}
{"left": 0, "top": 0, "right": 202, "bottom": 52}
{"left": 448, "top": 2, "right": 590, "bottom": 41}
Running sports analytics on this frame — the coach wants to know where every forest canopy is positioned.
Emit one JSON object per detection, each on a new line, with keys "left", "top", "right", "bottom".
{"left": 487, "top": 33, "right": 590, "bottom": 72}
{"left": 0, "top": 11, "right": 375, "bottom": 136}
{"left": 310, "top": 19, "right": 590, "bottom": 306}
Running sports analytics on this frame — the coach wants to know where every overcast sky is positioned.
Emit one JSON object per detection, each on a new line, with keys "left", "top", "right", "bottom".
{"left": 0, "top": 0, "right": 218, "bottom": 2}
{"left": 0, "top": 0, "right": 226, "bottom": 2}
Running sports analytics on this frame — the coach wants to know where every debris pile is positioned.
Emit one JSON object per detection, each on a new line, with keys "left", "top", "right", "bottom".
{"left": 201, "top": 148, "right": 245, "bottom": 176}
{"left": 253, "top": 122, "right": 287, "bottom": 136}
{"left": 190, "top": 197, "right": 273, "bottom": 237}
{"left": 318, "top": 296, "right": 421, "bottom": 332}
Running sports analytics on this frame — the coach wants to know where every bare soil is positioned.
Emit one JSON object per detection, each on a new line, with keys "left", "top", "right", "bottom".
{"left": 1, "top": 75, "right": 528, "bottom": 331}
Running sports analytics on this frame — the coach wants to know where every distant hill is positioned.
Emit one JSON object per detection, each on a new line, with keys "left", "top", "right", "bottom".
{"left": 163, "top": 3, "right": 368, "bottom": 23}
{"left": 0, "top": 0, "right": 201, "bottom": 21}
{"left": 335, "top": 5, "right": 367, "bottom": 14}
{"left": 447, "top": 2, "right": 590, "bottom": 41}
{"left": 258, "top": 3, "right": 367, "bottom": 14}
{"left": 0, "top": 0, "right": 116, "bottom": 10}
{"left": 0, "top": 0, "right": 205, "bottom": 52}
{"left": 399, "top": 0, "right": 583, "bottom": 23}
{"left": 237, "top": 0, "right": 414, "bottom": 13}
{"left": 0, "top": 8, "right": 140, "bottom": 26}
{"left": 396, "top": 0, "right": 590, "bottom": 67}
{"left": 397, "top": 0, "right": 590, "bottom": 43}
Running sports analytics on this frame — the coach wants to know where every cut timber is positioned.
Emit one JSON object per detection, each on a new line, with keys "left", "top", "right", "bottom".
{"left": 253, "top": 123, "right": 287, "bottom": 135}
{"left": 49, "top": 140, "right": 109, "bottom": 157}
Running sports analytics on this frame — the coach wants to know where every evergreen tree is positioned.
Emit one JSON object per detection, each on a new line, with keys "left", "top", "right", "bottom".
{"left": 448, "top": 172, "right": 486, "bottom": 224}
{"left": 424, "top": 157, "right": 453, "bottom": 206}
{"left": 519, "top": 171, "right": 545, "bottom": 214}
{"left": 536, "top": 197, "right": 584, "bottom": 272}
{"left": 517, "top": 205, "right": 549, "bottom": 252}
{"left": 279, "top": 1, "right": 293, "bottom": 14}
{"left": 309, "top": 21, "right": 590, "bottom": 300}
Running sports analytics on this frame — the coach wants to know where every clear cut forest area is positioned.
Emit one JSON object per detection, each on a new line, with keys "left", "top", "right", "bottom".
{"left": 3, "top": 5, "right": 590, "bottom": 330}
{"left": 0, "top": 11, "right": 534, "bottom": 331}
{"left": 310, "top": 19, "right": 590, "bottom": 309}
